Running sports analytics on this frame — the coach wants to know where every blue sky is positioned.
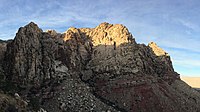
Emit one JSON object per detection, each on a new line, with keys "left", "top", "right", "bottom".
{"left": 0, "top": 0, "right": 200, "bottom": 76}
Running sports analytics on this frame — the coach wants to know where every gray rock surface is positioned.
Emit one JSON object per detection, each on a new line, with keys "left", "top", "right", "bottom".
{"left": 0, "top": 22, "right": 200, "bottom": 112}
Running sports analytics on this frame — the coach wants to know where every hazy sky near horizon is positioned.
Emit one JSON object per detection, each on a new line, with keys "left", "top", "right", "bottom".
{"left": 0, "top": 0, "right": 200, "bottom": 76}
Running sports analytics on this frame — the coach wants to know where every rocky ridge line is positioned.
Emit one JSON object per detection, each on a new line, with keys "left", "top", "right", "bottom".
{"left": 0, "top": 22, "right": 199, "bottom": 112}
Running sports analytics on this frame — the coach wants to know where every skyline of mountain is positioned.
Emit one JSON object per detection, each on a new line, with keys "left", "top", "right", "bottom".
{"left": 0, "top": 0, "right": 200, "bottom": 76}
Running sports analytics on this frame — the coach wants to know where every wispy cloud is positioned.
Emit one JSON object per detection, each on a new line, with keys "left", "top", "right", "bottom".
{"left": 168, "top": 49, "right": 200, "bottom": 67}
{"left": 174, "top": 18, "right": 200, "bottom": 32}
{"left": 165, "top": 48, "right": 200, "bottom": 76}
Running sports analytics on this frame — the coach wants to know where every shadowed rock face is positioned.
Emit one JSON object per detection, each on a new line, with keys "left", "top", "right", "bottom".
{"left": 0, "top": 40, "right": 7, "bottom": 62}
{"left": 0, "top": 22, "right": 200, "bottom": 112}
{"left": 4, "top": 22, "right": 66, "bottom": 87}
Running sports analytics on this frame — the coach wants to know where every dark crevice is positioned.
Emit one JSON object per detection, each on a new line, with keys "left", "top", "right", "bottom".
{"left": 39, "top": 36, "right": 46, "bottom": 83}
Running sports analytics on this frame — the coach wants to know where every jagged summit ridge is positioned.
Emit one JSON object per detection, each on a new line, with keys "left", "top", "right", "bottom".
{"left": 63, "top": 22, "right": 136, "bottom": 47}
{"left": 0, "top": 22, "right": 200, "bottom": 112}
{"left": 19, "top": 21, "right": 42, "bottom": 33}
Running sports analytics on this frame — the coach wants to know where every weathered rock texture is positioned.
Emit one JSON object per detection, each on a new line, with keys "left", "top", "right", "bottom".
{"left": 0, "top": 22, "right": 200, "bottom": 112}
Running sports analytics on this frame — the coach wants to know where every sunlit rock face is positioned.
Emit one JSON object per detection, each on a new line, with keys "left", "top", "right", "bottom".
{"left": 0, "top": 22, "right": 200, "bottom": 112}
{"left": 64, "top": 22, "right": 135, "bottom": 46}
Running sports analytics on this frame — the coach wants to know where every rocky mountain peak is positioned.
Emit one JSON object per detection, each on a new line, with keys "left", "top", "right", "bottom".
{"left": 26, "top": 21, "right": 38, "bottom": 27}
{"left": 63, "top": 27, "right": 81, "bottom": 41}
{"left": 96, "top": 22, "right": 112, "bottom": 29}
{"left": 0, "top": 22, "right": 200, "bottom": 112}
{"left": 20, "top": 22, "right": 42, "bottom": 33}
{"left": 63, "top": 22, "right": 136, "bottom": 47}
{"left": 91, "top": 22, "right": 136, "bottom": 46}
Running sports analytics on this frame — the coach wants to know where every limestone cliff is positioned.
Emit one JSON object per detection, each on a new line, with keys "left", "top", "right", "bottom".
{"left": 0, "top": 22, "right": 200, "bottom": 112}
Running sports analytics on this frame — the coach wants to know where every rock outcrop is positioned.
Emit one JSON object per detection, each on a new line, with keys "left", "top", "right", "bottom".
{"left": 0, "top": 40, "right": 7, "bottom": 62}
{"left": 0, "top": 22, "right": 200, "bottom": 112}
{"left": 4, "top": 22, "right": 67, "bottom": 89}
